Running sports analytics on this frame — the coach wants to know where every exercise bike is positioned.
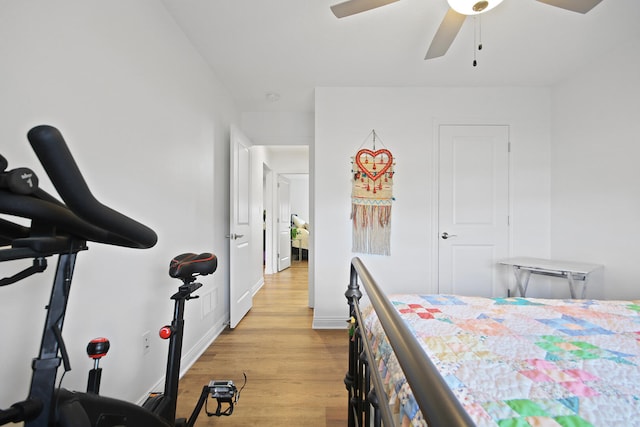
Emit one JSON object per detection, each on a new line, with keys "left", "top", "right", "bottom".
{"left": 0, "top": 125, "right": 235, "bottom": 426}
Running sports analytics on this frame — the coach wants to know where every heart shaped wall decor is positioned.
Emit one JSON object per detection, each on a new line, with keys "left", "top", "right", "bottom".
{"left": 355, "top": 149, "right": 393, "bottom": 182}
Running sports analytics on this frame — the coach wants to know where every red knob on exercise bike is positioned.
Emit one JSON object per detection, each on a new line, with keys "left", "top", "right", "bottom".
{"left": 159, "top": 325, "right": 173, "bottom": 340}
{"left": 86, "top": 337, "right": 110, "bottom": 395}
{"left": 87, "top": 337, "right": 110, "bottom": 360}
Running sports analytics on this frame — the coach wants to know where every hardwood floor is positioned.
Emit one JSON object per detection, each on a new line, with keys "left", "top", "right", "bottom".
{"left": 175, "top": 260, "right": 349, "bottom": 426}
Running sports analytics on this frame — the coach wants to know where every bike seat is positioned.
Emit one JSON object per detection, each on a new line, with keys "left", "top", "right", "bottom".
{"left": 169, "top": 253, "right": 217, "bottom": 280}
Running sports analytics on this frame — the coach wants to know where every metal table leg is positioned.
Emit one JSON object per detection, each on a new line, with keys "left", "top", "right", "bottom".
{"left": 513, "top": 267, "right": 532, "bottom": 297}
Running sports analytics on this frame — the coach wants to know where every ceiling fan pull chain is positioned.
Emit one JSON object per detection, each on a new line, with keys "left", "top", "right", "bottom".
{"left": 473, "top": 17, "right": 478, "bottom": 67}
{"left": 472, "top": 15, "right": 484, "bottom": 67}
{"left": 478, "top": 15, "right": 483, "bottom": 51}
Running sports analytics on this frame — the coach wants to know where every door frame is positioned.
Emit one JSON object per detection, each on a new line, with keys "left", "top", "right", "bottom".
{"left": 263, "top": 164, "right": 275, "bottom": 274}
{"left": 430, "top": 119, "right": 513, "bottom": 295}
{"left": 276, "top": 174, "right": 292, "bottom": 271}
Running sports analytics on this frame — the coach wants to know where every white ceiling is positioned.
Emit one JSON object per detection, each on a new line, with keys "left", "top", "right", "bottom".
{"left": 162, "top": 0, "right": 640, "bottom": 113}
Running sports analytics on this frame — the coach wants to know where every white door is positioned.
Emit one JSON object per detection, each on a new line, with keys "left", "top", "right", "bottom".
{"left": 277, "top": 175, "right": 292, "bottom": 271}
{"left": 229, "top": 125, "right": 253, "bottom": 328}
{"left": 438, "top": 125, "right": 509, "bottom": 297}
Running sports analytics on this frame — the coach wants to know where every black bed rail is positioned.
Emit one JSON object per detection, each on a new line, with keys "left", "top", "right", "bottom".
{"left": 345, "top": 257, "right": 475, "bottom": 427}
{"left": 346, "top": 278, "right": 392, "bottom": 427}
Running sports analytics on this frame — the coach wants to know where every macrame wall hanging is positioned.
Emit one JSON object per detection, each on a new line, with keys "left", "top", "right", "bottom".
{"left": 351, "top": 130, "right": 395, "bottom": 256}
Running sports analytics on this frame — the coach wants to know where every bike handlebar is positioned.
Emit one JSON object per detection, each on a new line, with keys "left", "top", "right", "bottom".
{"left": 1, "top": 125, "right": 157, "bottom": 253}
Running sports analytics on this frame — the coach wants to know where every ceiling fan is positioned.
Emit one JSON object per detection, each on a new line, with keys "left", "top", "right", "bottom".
{"left": 330, "top": 0, "right": 603, "bottom": 60}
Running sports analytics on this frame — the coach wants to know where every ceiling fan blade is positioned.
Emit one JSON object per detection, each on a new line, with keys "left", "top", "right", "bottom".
{"left": 535, "top": 0, "right": 603, "bottom": 13}
{"left": 330, "top": 0, "right": 402, "bottom": 18}
{"left": 425, "top": 8, "right": 466, "bottom": 60}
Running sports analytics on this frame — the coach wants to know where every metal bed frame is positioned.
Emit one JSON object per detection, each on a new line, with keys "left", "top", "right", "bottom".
{"left": 344, "top": 257, "right": 475, "bottom": 427}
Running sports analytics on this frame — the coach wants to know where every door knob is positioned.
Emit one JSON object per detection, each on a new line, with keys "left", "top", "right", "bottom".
{"left": 225, "top": 233, "right": 245, "bottom": 240}
{"left": 441, "top": 232, "right": 457, "bottom": 240}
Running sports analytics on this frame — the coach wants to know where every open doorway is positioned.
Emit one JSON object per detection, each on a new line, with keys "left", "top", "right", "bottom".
{"left": 285, "top": 173, "right": 309, "bottom": 263}
{"left": 259, "top": 146, "right": 309, "bottom": 276}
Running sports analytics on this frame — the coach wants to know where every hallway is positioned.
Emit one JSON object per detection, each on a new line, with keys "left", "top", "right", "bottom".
{"left": 176, "top": 261, "right": 348, "bottom": 426}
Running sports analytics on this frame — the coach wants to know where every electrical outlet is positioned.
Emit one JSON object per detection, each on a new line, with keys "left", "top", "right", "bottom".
{"left": 142, "top": 331, "right": 151, "bottom": 355}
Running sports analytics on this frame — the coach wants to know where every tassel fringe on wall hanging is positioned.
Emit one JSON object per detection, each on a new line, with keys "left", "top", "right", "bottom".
{"left": 351, "top": 130, "right": 395, "bottom": 256}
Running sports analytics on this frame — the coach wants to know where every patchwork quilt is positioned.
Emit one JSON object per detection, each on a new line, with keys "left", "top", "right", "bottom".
{"left": 361, "top": 295, "right": 640, "bottom": 427}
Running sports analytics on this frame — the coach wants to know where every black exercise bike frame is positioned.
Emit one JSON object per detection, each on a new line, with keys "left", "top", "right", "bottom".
{"left": 0, "top": 125, "right": 216, "bottom": 427}
{"left": 29, "top": 251, "right": 79, "bottom": 427}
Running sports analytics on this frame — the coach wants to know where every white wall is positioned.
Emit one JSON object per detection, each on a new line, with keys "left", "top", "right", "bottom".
{"left": 549, "top": 37, "right": 640, "bottom": 300}
{"left": 313, "top": 87, "right": 552, "bottom": 327}
{"left": 286, "top": 174, "right": 310, "bottom": 222}
{"left": 0, "top": 0, "right": 238, "bottom": 409}
{"left": 242, "top": 112, "right": 314, "bottom": 146}
{"left": 264, "top": 149, "right": 309, "bottom": 226}
{"left": 263, "top": 147, "right": 310, "bottom": 174}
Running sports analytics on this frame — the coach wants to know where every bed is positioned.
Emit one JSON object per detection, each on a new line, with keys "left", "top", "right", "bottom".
{"left": 291, "top": 214, "right": 309, "bottom": 258}
{"left": 345, "top": 257, "right": 640, "bottom": 427}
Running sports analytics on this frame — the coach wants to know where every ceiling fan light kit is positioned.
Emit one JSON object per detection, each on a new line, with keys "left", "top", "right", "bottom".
{"left": 446, "top": 0, "right": 503, "bottom": 15}
{"left": 330, "top": 0, "right": 605, "bottom": 61}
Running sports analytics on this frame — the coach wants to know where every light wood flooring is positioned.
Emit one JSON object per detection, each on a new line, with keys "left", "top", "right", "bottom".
{"left": 175, "top": 260, "right": 349, "bottom": 426}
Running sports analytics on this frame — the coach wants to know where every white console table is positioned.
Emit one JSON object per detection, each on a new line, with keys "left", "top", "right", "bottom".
{"left": 498, "top": 257, "right": 603, "bottom": 299}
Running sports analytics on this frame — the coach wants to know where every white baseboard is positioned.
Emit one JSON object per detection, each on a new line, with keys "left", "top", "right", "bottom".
{"left": 179, "top": 320, "right": 227, "bottom": 377}
{"left": 136, "top": 317, "right": 227, "bottom": 405}
{"left": 251, "top": 276, "right": 264, "bottom": 296}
